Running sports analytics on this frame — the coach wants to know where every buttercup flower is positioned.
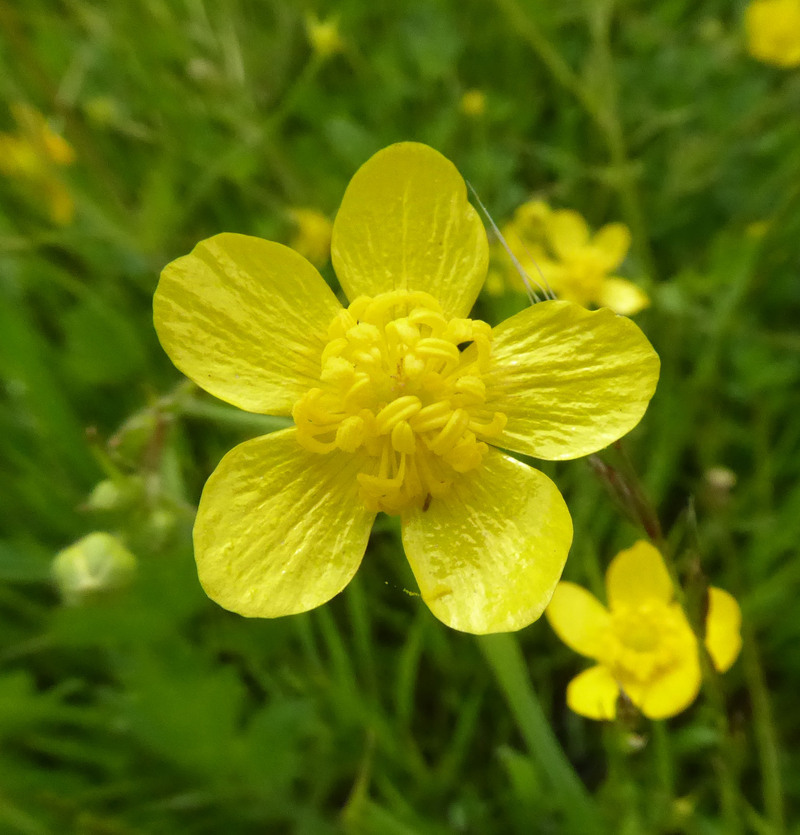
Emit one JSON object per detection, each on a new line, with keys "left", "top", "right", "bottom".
{"left": 288, "top": 207, "right": 333, "bottom": 268}
{"left": 0, "top": 103, "right": 75, "bottom": 225}
{"left": 547, "top": 540, "right": 742, "bottom": 719}
{"left": 154, "top": 143, "right": 659, "bottom": 634}
{"left": 495, "top": 201, "right": 649, "bottom": 316}
{"left": 305, "top": 13, "right": 344, "bottom": 60}
{"left": 745, "top": 0, "right": 800, "bottom": 68}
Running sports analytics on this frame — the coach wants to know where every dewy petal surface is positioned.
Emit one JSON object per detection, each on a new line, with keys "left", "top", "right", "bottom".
{"left": 155, "top": 233, "right": 341, "bottom": 414}
{"left": 546, "top": 582, "right": 611, "bottom": 659}
{"left": 402, "top": 450, "right": 573, "bottom": 634}
{"left": 567, "top": 666, "right": 620, "bottom": 720}
{"left": 705, "top": 587, "right": 742, "bottom": 672}
{"left": 485, "top": 300, "right": 660, "bottom": 460}
{"left": 194, "top": 428, "right": 375, "bottom": 617}
{"left": 606, "top": 540, "right": 674, "bottom": 609}
{"left": 331, "top": 142, "right": 489, "bottom": 318}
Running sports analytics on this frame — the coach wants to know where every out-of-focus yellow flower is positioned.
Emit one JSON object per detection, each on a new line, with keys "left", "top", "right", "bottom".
{"left": 305, "top": 13, "right": 344, "bottom": 59}
{"left": 547, "top": 540, "right": 742, "bottom": 720}
{"left": 288, "top": 207, "right": 333, "bottom": 268}
{"left": 745, "top": 0, "right": 800, "bottom": 67}
{"left": 494, "top": 201, "right": 649, "bottom": 316}
{"left": 0, "top": 103, "right": 75, "bottom": 224}
{"left": 460, "top": 89, "right": 486, "bottom": 118}
{"left": 154, "top": 142, "right": 659, "bottom": 634}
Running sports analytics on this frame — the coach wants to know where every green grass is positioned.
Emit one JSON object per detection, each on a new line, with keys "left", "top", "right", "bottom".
{"left": 2, "top": 0, "right": 799, "bottom": 832}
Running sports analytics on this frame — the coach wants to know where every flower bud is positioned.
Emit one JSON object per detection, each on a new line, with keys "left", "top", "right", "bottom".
{"left": 53, "top": 532, "right": 136, "bottom": 605}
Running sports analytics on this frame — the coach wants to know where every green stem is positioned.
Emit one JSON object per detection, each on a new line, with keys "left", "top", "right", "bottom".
{"left": 477, "top": 633, "right": 602, "bottom": 833}
{"left": 741, "top": 623, "right": 785, "bottom": 834}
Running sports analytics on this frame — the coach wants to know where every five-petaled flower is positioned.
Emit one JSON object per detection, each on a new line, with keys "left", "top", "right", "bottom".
{"left": 546, "top": 540, "right": 742, "bottom": 719}
{"left": 154, "top": 142, "right": 660, "bottom": 634}
{"left": 494, "top": 200, "right": 649, "bottom": 316}
{"left": 745, "top": 0, "right": 800, "bottom": 68}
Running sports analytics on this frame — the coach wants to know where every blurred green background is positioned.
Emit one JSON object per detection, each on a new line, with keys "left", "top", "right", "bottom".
{"left": 2, "top": 0, "right": 799, "bottom": 832}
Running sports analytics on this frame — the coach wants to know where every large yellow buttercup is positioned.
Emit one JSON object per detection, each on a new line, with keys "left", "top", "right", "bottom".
{"left": 154, "top": 142, "right": 660, "bottom": 634}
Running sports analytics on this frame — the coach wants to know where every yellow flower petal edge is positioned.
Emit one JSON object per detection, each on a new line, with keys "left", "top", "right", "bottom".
{"left": 606, "top": 540, "right": 673, "bottom": 609}
{"left": 331, "top": 142, "right": 489, "bottom": 319}
{"left": 637, "top": 650, "right": 702, "bottom": 719}
{"left": 547, "top": 209, "right": 590, "bottom": 259}
{"left": 194, "top": 428, "right": 375, "bottom": 617}
{"left": 155, "top": 233, "right": 342, "bottom": 414}
{"left": 485, "top": 300, "right": 660, "bottom": 460}
{"left": 402, "top": 449, "right": 573, "bottom": 634}
{"left": 705, "top": 587, "right": 743, "bottom": 672}
{"left": 566, "top": 666, "right": 620, "bottom": 720}
{"left": 592, "top": 223, "right": 631, "bottom": 272}
{"left": 597, "top": 277, "right": 650, "bottom": 316}
{"left": 546, "top": 582, "right": 611, "bottom": 658}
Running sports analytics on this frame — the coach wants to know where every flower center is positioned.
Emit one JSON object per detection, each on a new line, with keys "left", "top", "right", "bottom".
{"left": 604, "top": 603, "right": 686, "bottom": 683}
{"left": 292, "top": 290, "right": 507, "bottom": 514}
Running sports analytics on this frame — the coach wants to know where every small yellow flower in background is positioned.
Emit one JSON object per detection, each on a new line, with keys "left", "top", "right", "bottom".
{"left": 494, "top": 200, "right": 649, "bottom": 316}
{"left": 745, "top": 0, "right": 800, "bottom": 67}
{"left": 154, "top": 142, "right": 659, "bottom": 634}
{"left": 288, "top": 207, "right": 333, "bottom": 268}
{"left": 0, "top": 103, "right": 76, "bottom": 225}
{"left": 460, "top": 89, "right": 487, "bottom": 118}
{"left": 547, "top": 540, "right": 742, "bottom": 720}
{"left": 305, "top": 13, "right": 345, "bottom": 60}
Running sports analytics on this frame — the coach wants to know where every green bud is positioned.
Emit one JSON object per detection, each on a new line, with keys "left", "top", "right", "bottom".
{"left": 85, "top": 477, "right": 143, "bottom": 512}
{"left": 53, "top": 532, "right": 136, "bottom": 605}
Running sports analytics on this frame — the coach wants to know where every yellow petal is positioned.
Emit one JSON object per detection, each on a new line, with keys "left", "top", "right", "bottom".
{"left": 402, "top": 450, "right": 572, "bottom": 634}
{"left": 546, "top": 582, "right": 611, "bottom": 658}
{"left": 597, "top": 277, "right": 649, "bottom": 315}
{"left": 154, "top": 233, "right": 341, "bottom": 414}
{"left": 606, "top": 540, "right": 673, "bottom": 610}
{"left": 331, "top": 142, "right": 489, "bottom": 317}
{"left": 566, "top": 665, "right": 620, "bottom": 720}
{"left": 485, "top": 300, "right": 660, "bottom": 460}
{"left": 705, "top": 587, "right": 742, "bottom": 672}
{"left": 592, "top": 223, "right": 631, "bottom": 272}
{"left": 637, "top": 650, "right": 701, "bottom": 719}
{"left": 547, "top": 209, "right": 590, "bottom": 258}
{"left": 194, "top": 428, "right": 375, "bottom": 617}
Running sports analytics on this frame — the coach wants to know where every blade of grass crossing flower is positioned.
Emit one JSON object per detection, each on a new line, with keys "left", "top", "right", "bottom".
{"left": 477, "top": 633, "right": 603, "bottom": 833}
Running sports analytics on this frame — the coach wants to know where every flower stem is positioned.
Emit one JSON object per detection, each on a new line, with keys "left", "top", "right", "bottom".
{"left": 477, "top": 632, "right": 603, "bottom": 833}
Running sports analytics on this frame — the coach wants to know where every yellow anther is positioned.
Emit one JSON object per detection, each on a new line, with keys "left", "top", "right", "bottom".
{"left": 428, "top": 408, "right": 470, "bottom": 455}
{"left": 321, "top": 337, "right": 349, "bottom": 365}
{"left": 391, "top": 420, "right": 416, "bottom": 454}
{"left": 293, "top": 290, "right": 507, "bottom": 514}
{"left": 335, "top": 415, "right": 365, "bottom": 452}
{"left": 409, "top": 401, "right": 452, "bottom": 432}
{"left": 415, "top": 337, "right": 460, "bottom": 367}
{"left": 452, "top": 375, "right": 485, "bottom": 403}
{"left": 386, "top": 318, "right": 420, "bottom": 350}
{"left": 375, "top": 395, "right": 422, "bottom": 434}
{"left": 468, "top": 412, "right": 507, "bottom": 438}
{"left": 321, "top": 355, "right": 354, "bottom": 384}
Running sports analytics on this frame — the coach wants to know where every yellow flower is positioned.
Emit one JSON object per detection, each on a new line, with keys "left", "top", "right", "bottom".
{"left": 154, "top": 143, "right": 660, "bottom": 634}
{"left": 496, "top": 201, "right": 649, "bottom": 316}
{"left": 460, "top": 89, "right": 487, "bottom": 118}
{"left": 547, "top": 541, "right": 742, "bottom": 719}
{"left": 305, "top": 13, "right": 344, "bottom": 60}
{"left": 0, "top": 103, "right": 75, "bottom": 224}
{"left": 288, "top": 207, "right": 333, "bottom": 268}
{"left": 745, "top": 0, "right": 800, "bottom": 67}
